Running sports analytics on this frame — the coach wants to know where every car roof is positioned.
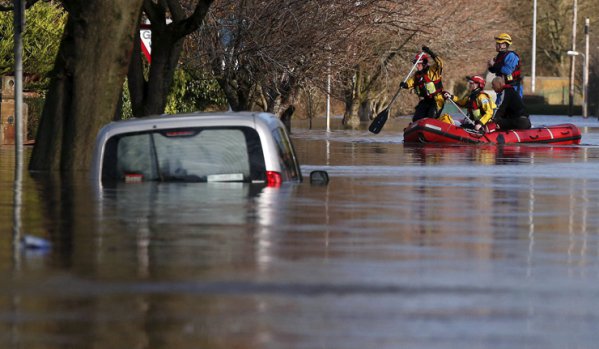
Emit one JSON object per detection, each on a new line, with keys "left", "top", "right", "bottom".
{"left": 95, "top": 111, "right": 282, "bottom": 141}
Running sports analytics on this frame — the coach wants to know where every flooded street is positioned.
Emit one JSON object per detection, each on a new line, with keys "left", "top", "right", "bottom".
{"left": 2, "top": 115, "right": 599, "bottom": 348}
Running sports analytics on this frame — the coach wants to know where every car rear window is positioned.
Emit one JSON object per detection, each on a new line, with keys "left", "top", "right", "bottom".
{"left": 101, "top": 127, "right": 266, "bottom": 183}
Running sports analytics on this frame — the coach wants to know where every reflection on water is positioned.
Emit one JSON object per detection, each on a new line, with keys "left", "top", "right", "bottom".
{"left": 2, "top": 115, "right": 599, "bottom": 348}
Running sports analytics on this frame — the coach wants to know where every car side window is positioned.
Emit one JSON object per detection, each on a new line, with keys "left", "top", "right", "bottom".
{"left": 272, "top": 127, "right": 301, "bottom": 181}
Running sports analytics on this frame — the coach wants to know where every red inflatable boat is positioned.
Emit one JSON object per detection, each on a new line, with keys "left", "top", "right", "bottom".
{"left": 403, "top": 118, "right": 581, "bottom": 145}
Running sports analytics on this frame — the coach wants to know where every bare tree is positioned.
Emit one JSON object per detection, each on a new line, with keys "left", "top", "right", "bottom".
{"left": 184, "top": 0, "right": 514, "bottom": 127}
{"left": 334, "top": 1, "right": 425, "bottom": 126}
{"left": 188, "top": 1, "right": 388, "bottom": 120}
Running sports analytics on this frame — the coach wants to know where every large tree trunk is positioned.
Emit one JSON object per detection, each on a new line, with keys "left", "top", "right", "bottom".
{"left": 141, "top": 31, "right": 184, "bottom": 115}
{"left": 342, "top": 81, "right": 360, "bottom": 127}
{"left": 128, "top": 0, "right": 214, "bottom": 117}
{"left": 341, "top": 67, "right": 361, "bottom": 127}
{"left": 343, "top": 99, "right": 360, "bottom": 128}
{"left": 29, "top": 1, "right": 143, "bottom": 172}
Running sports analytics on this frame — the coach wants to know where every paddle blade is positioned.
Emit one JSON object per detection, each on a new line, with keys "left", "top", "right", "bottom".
{"left": 368, "top": 108, "right": 389, "bottom": 134}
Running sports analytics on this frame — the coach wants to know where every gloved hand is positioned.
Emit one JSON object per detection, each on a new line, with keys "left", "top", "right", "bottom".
{"left": 442, "top": 91, "right": 453, "bottom": 100}
{"left": 474, "top": 123, "right": 483, "bottom": 131}
{"left": 422, "top": 45, "right": 435, "bottom": 58}
{"left": 399, "top": 82, "right": 409, "bottom": 89}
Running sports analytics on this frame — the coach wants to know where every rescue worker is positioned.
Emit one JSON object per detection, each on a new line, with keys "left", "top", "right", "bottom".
{"left": 487, "top": 33, "right": 522, "bottom": 103}
{"left": 400, "top": 46, "right": 445, "bottom": 122}
{"left": 491, "top": 76, "right": 531, "bottom": 130}
{"left": 443, "top": 75, "right": 496, "bottom": 132}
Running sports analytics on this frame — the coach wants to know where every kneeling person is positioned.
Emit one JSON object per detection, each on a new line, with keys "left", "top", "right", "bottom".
{"left": 491, "top": 76, "right": 531, "bottom": 130}
{"left": 443, "top": 75, "right": 495, "bottom": 132}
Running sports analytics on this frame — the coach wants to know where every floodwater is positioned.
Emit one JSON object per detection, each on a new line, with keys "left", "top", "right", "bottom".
{"left": 2, "top": 115, "right": 599, "bottom": 349}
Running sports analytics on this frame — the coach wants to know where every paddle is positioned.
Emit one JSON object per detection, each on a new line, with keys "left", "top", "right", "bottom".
{"left": 368, "top": 52, "right": 425, "bottom": 134}
{"left": 446, "top": 98, "right": 475, "bottom": 126}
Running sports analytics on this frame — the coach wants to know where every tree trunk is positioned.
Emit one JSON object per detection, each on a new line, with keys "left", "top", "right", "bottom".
{"left": 358, "top": 100, "right": 372, "bottom": 122}
{"left": 128, "top": 0, "right": 214, "bottom": 117}
{"left": 341, "top": 67, "right": 362, "bottom": 127}
{"left": 342, "top": 84, "right": 360, "bottom": 127}
{"left": 343, "top": 99, "right": 360, "bottom": 128}
{"left": 264, "top": 85, "right": 279, "bottom": 113}
{"left": 128, "top": 20, "right": 146, "bottom": 118}
{"left": 216, "top": 71, "right": 253, "bottom": 111}
{"left": 280, "top": 105, "right": 294, "bottom": 134}
{"left": 141, "top": 32, "right": 184, "bottom": 115}
{"left": 29, "top": 1, "right": 143, "bottom": 172}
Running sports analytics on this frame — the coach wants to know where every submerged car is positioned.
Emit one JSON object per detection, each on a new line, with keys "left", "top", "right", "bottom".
{"left": 91, "top": 111, "right": 327, "bottom": 186}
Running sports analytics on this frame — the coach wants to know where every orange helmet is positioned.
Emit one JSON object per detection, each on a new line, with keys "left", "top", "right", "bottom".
{"left": 413, "top": 52, "right": 429, "bottom": 65}
{"left": 467, "top": 75, "right": 486, "bottom": 89}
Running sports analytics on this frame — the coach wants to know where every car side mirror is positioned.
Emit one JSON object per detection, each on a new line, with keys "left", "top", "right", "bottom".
{"left": 309, "top": 170, "right": 329, "bottom": 185}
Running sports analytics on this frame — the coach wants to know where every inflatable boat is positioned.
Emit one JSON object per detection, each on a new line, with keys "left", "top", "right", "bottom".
{"left": 403, "top": 118, "right": 581, "bottom": 145}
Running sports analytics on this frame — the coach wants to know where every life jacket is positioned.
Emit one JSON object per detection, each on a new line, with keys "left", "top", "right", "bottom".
{"left": 468, "top": 90, "right": 492, "bottom": 121}
{"left": 413, "top": 69, "right": 443, "bottom": 99}
{"left": 492, "top": 51, "right": 522, "bottom": 84}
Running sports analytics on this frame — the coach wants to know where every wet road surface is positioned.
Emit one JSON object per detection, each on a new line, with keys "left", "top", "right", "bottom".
{"left": 1, "top": 115, "right": 599, "bottom": 348}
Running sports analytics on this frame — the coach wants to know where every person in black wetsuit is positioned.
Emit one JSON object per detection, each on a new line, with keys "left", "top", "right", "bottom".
{"left": 491, "top": 76, "right": 531, "bottom": 130}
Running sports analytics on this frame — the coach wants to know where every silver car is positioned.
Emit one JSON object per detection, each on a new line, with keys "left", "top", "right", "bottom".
{"left": 91, "top": 111, "right": 326, "bottom": 186}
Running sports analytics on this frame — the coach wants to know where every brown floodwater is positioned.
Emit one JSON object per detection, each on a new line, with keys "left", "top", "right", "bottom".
{"left": 1, "top": 115, "right": 599, "bottom": 349}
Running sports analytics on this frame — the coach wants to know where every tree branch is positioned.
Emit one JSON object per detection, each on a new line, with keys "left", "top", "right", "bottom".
{"left": 143, "top": 0, "right": 166, "bottom": 30}
{"left": 173, "top": 0, "right": 214, "bottom": 39}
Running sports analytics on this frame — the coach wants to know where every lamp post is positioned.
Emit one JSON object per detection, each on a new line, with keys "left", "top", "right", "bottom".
{"left": 584, "top": 17, "right": 589, "bottom": 118}
{"left": 567, "top": 50, "right": 588, "bottom": 118}
{"left": 326, "top": 60, "right": 331, "bottom": 133}
{"left": 325, "top": 46, "right": 331, "bottom": 133}
{"left": 13, "top": 0, "right": 25, "bottom": 271}
{"left": 566, "top": 17, "right": 590, "bottom": 118}
{"left": 568, "top": 0, "right": 578, "bottom": 116}
{"left": 532, "top": 0, "right": 537, "bottom": 93}
{"left": 13, "top": 0, "right": 24, "bottom": 157}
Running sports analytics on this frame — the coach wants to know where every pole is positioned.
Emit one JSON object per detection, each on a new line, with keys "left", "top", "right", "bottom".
{"left": 568, "top": 0, "right": 577, "bottom": 116}
{"left": 12, "top": 0, "right": 24, "bottom": 271}
{"left": 532, "top": 0, "right": 537, "bottom": 93}
{"left": 14, "top": 0, "right": 24, "bottom": 157}
{"left": 326, "top": 64, "right": 331, "bottom": 132}
{"left": 583, "top": 18, "right": 589, "bottom": 118}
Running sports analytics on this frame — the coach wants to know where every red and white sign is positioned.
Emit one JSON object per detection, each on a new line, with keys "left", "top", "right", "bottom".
{"left": 140, "top": 24, "right": 151, "bottom": 63}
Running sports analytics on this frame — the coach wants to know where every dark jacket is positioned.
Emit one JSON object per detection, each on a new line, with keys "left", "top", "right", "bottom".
{"left": 495, "top": 86, "right": 527, "bottom": 119}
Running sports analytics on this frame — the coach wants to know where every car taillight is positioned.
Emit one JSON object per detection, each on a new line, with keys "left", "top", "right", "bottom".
{"left": 266, "top": 171, "right": 282, "bottom": 187}
{"left": 124, "top": 173, "right": 144, "bottom": 183}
